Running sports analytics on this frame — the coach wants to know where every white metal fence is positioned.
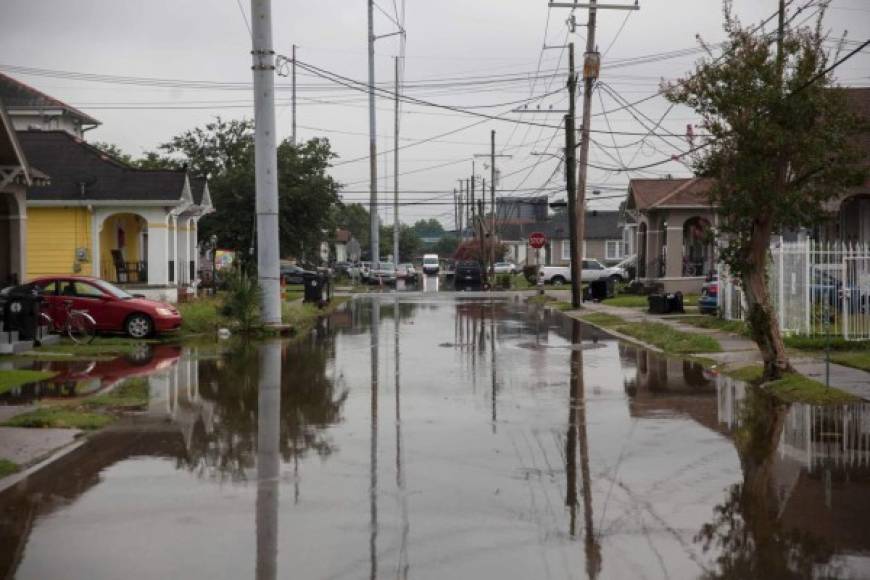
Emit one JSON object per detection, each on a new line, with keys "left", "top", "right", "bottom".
{"left": 719, "top": 239, "right": 870, "bottom": 341}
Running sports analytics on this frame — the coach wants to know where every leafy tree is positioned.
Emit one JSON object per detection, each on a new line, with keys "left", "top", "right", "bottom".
{"left": 156, "top": 117, "right": 341, "bottom": 265}
{"left": 379, "top": 224, "right": 421, "bottom": 262}
{"left": 453, "top": 239, "right": 506, "bottom": 263}
{"left": 334, "top": 203, "right": 372, "bottom": 252}
{"left": 433, "top": 234, "right": 459, "bottom": 257}
{"left": 90, "top": 141, "right": 180, "bottom": 170}
{"left": 665, "top": 3, "right": 866, "bottom": 380}
{"left": 412, "top": 218, "right": 445, "bottom": 237}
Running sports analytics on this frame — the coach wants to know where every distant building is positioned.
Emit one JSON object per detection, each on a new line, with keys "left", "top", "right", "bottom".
{"left": 496, "top": 196, "right": 548, "bottom": 224}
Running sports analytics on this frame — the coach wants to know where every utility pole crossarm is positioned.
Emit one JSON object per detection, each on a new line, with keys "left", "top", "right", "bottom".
{"left": 548, "top": 2, "right": 639, "bottom": 9}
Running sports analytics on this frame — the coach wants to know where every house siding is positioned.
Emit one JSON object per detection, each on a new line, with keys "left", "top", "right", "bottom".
{"left": 26, "top": 207, "right": 93, "bottom": 278}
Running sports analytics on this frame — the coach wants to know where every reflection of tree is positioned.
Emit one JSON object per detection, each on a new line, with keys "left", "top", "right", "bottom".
{"left": 183, "top": 336, "right": 348, "bottom": 481}
{"left": 696, "top": 387, "right": 838, "bottom": 579}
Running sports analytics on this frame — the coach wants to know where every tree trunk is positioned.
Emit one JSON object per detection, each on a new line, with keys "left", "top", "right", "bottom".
{"left": 742, "top": 218, "right": 792, "bottom": 381}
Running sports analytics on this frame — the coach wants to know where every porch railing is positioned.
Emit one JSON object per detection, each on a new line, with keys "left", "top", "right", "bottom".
{"left": 101, "top": 261, "right": 148, "bottom": 284}
{"left": 720, "top": 239, "right": 870, "bottom": 341}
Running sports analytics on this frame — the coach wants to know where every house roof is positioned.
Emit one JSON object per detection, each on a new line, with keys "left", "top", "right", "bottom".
{"left": 18, "top": 131, "right": 188, "bottom": 203}
{"left": 627, "top": 177, "right": 716, "bottom": 211}
{"left": 0, "top": 98, "right": 49, "bottom": 187}
{"left": 0, "top": 72, "right": 101, "bottom": 128}
{"left": 543, "top": 211, "right": 622, "bottom": 240}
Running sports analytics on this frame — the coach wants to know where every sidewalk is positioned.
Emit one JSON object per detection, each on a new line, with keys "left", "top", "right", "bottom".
{"left": 565, "top": 300, "right": 870, "bottom": 402}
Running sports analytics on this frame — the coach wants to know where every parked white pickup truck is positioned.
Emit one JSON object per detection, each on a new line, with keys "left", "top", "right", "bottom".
{"left": 537, "top": 259, "right": 628, "bottom": 286}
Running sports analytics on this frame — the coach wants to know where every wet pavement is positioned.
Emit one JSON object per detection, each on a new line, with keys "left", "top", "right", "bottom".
{"left": 1, "top": 294, "right": 869, "bottom": 579}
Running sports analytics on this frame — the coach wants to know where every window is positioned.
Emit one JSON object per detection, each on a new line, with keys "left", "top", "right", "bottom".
{"left": 60, "top": 281, "right": 105, "bottom": 299}
{"left": 605, "top": 240, "right": 624, "bottom": 261}
{"left": 36, "top": 281, "right": 58, "bottom": 295}
{"left": 583, "top": 260, "right": 603, "bottom": 270}
{"left": 561, "top": 241, "right": 571, "bottom": 261}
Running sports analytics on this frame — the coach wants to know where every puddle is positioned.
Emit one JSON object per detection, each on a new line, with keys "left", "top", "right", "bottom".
{"left": 0, "top": 296, "right": 867, "bottom": 579}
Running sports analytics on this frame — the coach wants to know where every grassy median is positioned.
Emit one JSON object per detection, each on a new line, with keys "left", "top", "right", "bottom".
{"left": 580, "top": 312, "right": 721, "bottom": 354}
{"left": 0, "top": 370, "right": 57, "bottom": 395}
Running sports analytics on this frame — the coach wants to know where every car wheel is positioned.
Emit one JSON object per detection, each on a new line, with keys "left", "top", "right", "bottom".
{"left": 551, "top": 276, "right": 566, "bottom": 286}
{"left": 125, "top": 313, "right": 153, "bottom": 339}
{"left": 609, "top": 274, "right": 622, "bottom": 284}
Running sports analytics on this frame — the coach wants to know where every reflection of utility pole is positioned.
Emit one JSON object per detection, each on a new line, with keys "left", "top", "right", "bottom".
{"left": 490, "top": 304, "right": 497, "bottom": 434}
{"left": 370, "top": 300, "right": 380, "bottom": 580}
{"left": 394, "top": 295, "right": 410, "bottom": 577}
{"left": 566, "top": 323, "right": 578, "bottom": 537}
{"left": 256, "top": 341, "right": 281, "bottom": 580}
{"left": 573, "top": 319, "right": 602, "bottom": 579}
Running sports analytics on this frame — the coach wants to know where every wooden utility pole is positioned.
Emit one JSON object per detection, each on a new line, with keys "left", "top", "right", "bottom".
{"left": 475, "top": 132, "right": 511, "bottom": 278}
{"left": 550, "top": 0, "right": 639, "bottom": 307}
{"left": 565, "top": 43, "right": 581, "bottom": 308}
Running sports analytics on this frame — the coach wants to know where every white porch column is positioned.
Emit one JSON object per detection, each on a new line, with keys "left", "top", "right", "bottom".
{"left": 191, "top": 219, "right": 198, "bottom": 282}
{"left": 167, "top": 215, "right": 178, "bottom": 285}
{"left": 91, "top": 209, "right": 101, "bottom": 279}
{"left": 177, "top": 218, "right": 189, "bottom": 285}
{"left": 147, "top": 218, "right": 170, "bottom": 285}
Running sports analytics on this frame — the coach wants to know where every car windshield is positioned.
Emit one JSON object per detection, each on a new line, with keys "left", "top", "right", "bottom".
{"left": 91, "top": 279, "right": 134, "bottom": 299}
{"left": 424, "top": 257, "right": 438, "bottom": 264}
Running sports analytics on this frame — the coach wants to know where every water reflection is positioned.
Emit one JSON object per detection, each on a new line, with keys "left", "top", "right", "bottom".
{"left": 2, "top": 297, "right": 869, "bottom": 579}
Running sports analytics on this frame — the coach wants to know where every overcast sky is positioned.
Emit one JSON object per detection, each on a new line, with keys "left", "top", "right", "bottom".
{"left": 1, "top": 0, "right": 867, "bottom": 227}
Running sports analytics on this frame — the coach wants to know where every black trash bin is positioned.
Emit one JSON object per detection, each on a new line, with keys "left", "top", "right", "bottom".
{"left": 647, "top": 294, "right": 668, "bottom": 314}
{"left": 667, "top": 291, "right": 685, "bottom": 314}
{"left": 2, "top": 286, "right": 42, "bottom": 341}
{"left": 303, "top": 272, "right": 324, "bottom": 304}
{"left": 588, "top": 278, "right": 615, "bottom": 301}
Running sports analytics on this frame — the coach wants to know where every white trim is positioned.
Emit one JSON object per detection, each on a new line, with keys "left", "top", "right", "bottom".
{"left": 28, "top": 199, "right": 185, "bottom": 207}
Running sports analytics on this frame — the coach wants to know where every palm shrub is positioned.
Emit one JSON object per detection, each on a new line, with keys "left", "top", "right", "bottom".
{"left": 225, "top": 269, "right": 261, "bottom": 332}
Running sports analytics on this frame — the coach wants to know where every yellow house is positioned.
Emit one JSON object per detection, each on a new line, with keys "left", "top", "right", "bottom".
{"left": 19, "top": 131, "right": 212, "bottom": 303}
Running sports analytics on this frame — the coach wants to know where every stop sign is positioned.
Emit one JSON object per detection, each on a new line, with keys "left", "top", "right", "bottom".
{"left": 529, "top": 232, "right": 547, "bottom": 249}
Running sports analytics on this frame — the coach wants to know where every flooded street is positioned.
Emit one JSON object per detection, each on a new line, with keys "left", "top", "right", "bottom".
{"left": 1, "top": 294, "right": 869, "bottom": 579}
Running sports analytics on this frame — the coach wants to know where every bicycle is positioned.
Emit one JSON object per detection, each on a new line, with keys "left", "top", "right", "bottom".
{"left": 39, "top": 300, "right": 98, "bottom": 344}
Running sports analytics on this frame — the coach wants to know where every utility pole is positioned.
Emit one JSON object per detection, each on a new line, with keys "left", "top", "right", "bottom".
{"left": 250, "top": 0, "right": 281, "bottom": 325}
{"left": 477, "top": 197, "right": 486, "bottom": 275}
{"left": 565, "top": 42, "right": 581, "bottom": 308}
{"left": 474, "top": 131, "right": 511, "bottom": 278}
{"left": 367, "top": 0, "right": 379, "bottom": 264}
{"left": 393, "top": 56, "right": 400, "bottom": 264}
{"left": 457, "top": 179, "right": 465, "bottom": 240}
{"left": 291, "top": 44, "right": 297, "bottom": 145}
{"left": 550, "top": 0, "right": 639, "bottom": 307}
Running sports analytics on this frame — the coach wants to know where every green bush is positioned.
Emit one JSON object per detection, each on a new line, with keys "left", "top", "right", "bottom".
{"left": 496, "top": 273, "right": 512, "bottom": 289}
{"left": 522, "top": 265, "right": 538, "bottom": 284}
{"left": 225, "top": 270, "right": 262, "bottom": 333}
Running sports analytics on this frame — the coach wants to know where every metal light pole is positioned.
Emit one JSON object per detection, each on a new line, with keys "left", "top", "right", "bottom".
{"left": 251, "top": 0, "right": 281, "bottom": 325}
{"left": 368, "top": 0, "right": 379, "bottom": 264}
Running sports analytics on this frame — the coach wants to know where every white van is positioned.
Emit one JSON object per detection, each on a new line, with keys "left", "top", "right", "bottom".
{"left": 422, "top": 254, "right": 440, "bottom": 275}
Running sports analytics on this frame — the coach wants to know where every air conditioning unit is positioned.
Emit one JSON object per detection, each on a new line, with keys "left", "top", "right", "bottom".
{"left": 75, "top": 247, "right": 90, "bottom": 262}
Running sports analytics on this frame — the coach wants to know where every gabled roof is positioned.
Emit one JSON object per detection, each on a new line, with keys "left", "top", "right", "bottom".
{"left": 0, "top": 98, "right": 49, "bottom": 187}
{"left": 18, "top": 131, "right": 188, "bottom": 204}
{"left": 0, "top": 72, "right": 100, "bottom": 128}
{"left": 540, "top": 211, "right": 622, "bottom": 240}
{"left": 627, "top": 177, "right": 716, "bottom": 211}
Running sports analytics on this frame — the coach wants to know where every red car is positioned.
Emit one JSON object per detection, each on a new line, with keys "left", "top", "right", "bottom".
{"left": 26, "top": 276, "right": 182, "bottom": 338}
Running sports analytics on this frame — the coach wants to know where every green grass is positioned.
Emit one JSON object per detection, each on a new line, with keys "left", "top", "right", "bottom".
{"left": 828, "top": 351, "right": 870, "bottom": 373}
{"left": 579, "top": 312, "right": 721, "bottom": 354}
{"left": 767, "top": 374, "right": 858, "bottom": 405}
{"left": 177, "top": 296, "right": 229, "bottom": 335}
{"left": 0, "top": 370, "right": 58, "bottom": 394}
{"left": 0, "top": 459, "right": 19, "bottom": 478}
{"left": 284, "top": 284, "right": 305, "bottom": 302}
{"left": 723, "top": 365, "right": 765, "bottom": 382}
{"left": 526, "top": 293, "right": 559, "bottom": 305}
{"left": 45, "top": 337, "right": 158, "bottom": 357}
{"left": 3, "top": 406, "right": 114, "bottom": 430}
{"left": 281, "top": 295, "right": 351, "bottom": 335}
{"left": 721, "top": 365, "right": 856, "bottom": 405}
{"left": 601, "top": 294, "right": 649, "bottom": 308}
{"left": 784, "top": 335, "right": 870, "bottom": 351}
{"left": 672, "top": 315, "right": 750, "bottom": 335}
{"left": 84, "top": 378, "right": 150, "bottom": 410}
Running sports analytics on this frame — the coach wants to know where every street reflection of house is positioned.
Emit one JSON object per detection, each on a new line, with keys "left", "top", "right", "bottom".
{"left": 0, "top": 73, "right": 214, "bottom": 302}
{"left": 0, "top": 344, "right": 183, "bottom": 404}
{"left": 619, "top": 343, "right": 724, "bottom": 434}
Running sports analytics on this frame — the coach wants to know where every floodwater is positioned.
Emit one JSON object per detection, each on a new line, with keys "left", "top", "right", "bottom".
{"left": 1, "top": 294, "right": 869, "bottom": 579}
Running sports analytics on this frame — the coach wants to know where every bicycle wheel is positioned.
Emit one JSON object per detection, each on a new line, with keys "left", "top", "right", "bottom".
{"left": 67, "top": 311, "right": 97, "bottom": 345}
